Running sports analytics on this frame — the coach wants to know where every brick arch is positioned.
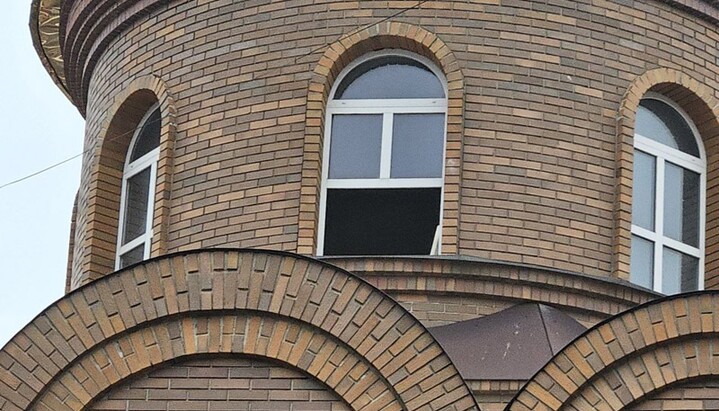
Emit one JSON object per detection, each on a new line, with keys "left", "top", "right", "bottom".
{"left": 35, "top": 314, "right": 401, "bottom": 411}
{"left": 612, "top": 68, "right": 719, "bottom": 284}
{"left": 0, "top": 250, "right": 478, "bottom": 411}
{"left": 298, "top": 22, "right": 464, "bottom": 255}
{"left": 76, "top": 75, "right": 176, "bottom": 289}
{"left": 506, "top": 291, "right": 719, "bottom": 411}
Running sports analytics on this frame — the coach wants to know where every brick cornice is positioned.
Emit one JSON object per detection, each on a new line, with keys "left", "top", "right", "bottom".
{"left": 0, "top": 249, "right": 479, "bottom": 411}
{"left": 37, "top": 0, "right": 719, "bottom": 112}
{"left": 326, "top": 256, "right": 660, "bottom": 321}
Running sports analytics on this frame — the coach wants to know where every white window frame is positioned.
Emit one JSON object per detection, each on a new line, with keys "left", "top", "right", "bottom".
{"left": 317, "top": 50, "right": 448, "bottom": 256}
{"left": 631, "top": 92, "right": 706, "bottom": 293}
{"left": 115, "top": 104, "right": 160, "bottom": 269}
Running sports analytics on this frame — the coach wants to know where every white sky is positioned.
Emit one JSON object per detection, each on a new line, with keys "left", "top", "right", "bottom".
{"left": 0, "top": 2, "right": 84, "bottom": 347}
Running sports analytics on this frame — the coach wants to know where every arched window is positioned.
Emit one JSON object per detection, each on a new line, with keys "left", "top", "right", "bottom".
{"left": 116, "top": 104, "right": 161, "bottom": 269}
{"left": 630, "top": 93, "right": 705, "bottom": 294}
{"left": 317, "top": 52, "right": 447, "bottom": 256}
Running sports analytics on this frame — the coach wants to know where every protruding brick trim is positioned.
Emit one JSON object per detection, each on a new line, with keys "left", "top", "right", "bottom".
{"left": 298, "top": 21, "right": 464, "bottom": 256}
{"left": 506, "top": 291, "right": 719, "bottom": 411}
{"left": 327, "top": 256, "right": 660, "bottom": 326}
{"left": 0, "top": 249, "right": 479, "bottom": 411}
{"left": 613, "top": 68, "right": 719, "bottom": 286}
{"left": 73, "top": 74, "right": 176, "bottom": 289}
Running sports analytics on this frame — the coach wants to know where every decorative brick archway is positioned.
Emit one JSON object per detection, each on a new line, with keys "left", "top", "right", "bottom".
{"left": 506, "top": 291, "right": 719, "bottom": 410}
{"left": 74, "top": 75, "right": 176, "bottom": 289}
{"left": 0, "top": 249, "right": 478, "bottom": 411}
{"left": 613, "top": 68, "right": 719, "bottom": 285}
{"left": 298, "top": 22, "right": 465, "bottom": 256}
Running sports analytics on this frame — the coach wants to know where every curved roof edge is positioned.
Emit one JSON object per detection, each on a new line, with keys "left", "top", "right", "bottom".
{"left": 29, "top": 0, "right": 70, "bottom": 101}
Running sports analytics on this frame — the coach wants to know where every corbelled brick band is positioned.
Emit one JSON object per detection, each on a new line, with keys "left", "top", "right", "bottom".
{"left": 72, "top": 75, "right": 176, "bottom": 289}
{"left": 327, "top": 256, "right": 659, "bottom": 328}
{"left": 0, "top": 250, "right": 478, "bottom": 411}
{"left": 506, "top": 291, "right": 719, "bottom": 411}
{"left": 613, "top": 68, "right": 719, "bottom": 286}
{"left": 297, "top": 21, "right": 464, "bottom": 256}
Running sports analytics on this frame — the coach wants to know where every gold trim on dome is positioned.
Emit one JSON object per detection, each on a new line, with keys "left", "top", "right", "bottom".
{"left": 30, "top": 0, "right": 69, "bottom": 98}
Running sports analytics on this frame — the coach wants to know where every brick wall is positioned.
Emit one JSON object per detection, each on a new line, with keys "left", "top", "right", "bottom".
{"left": 66, "top": 0, "right": 719, "bottom": 287}
{"left": 88, "top": 356, "right": 351, "bottom": 411}
{"left": 629, "top": 379, "right": 719, "bottom": 410}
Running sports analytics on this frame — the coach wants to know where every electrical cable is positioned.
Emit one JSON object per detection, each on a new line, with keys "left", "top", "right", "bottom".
{"left": 0, "top": 111, "right": 163, "bottom": 190}
{"left": 0, "top": 0, "right": 432, "bottom": 192}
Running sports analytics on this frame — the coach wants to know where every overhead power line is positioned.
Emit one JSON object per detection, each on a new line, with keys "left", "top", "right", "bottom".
{"left": 0, "top": 111, "right": 163, "bottom": 191}
{"left": 0, "top": 0, "right": 432, "bottom": 192}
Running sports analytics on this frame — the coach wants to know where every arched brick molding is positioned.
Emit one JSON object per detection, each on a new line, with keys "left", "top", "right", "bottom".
{"left": 73, "top": 75, "right": 176, "bottom": 289}
{"left": 0, "top": 250, "right": 479, "bottom": 411}
{"left": 613, "top": 68, "right": 719, "bottom": 286}
{"left": 298, "top": 21, "right": 465, "bottom": 256}
{"left": 506, "top": 291, "right": 719, "bottom": 411}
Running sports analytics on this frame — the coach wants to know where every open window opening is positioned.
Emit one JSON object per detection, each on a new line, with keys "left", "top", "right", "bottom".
{"left": 317, "top": 51, "right": 448, "bottom": 256}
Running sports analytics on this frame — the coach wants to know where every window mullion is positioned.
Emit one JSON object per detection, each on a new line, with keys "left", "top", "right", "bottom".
{"left": 380, "top": 113, "right": 393, "bottom": 179}
{"left": 654, "top": 157, "right": 665, "bottom": 293}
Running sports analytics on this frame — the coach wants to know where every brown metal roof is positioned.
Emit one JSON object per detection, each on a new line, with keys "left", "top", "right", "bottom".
{"left": 428, "top": 303, "right": 587, "bottom": 380}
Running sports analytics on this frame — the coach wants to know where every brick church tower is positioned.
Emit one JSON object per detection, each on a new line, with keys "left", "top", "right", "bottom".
{"left": 4, "top": 0, "right": 719, "bottom": 410}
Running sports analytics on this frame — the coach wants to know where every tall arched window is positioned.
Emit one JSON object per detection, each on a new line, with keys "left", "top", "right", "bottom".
{"left": 630, "top": 93, "right": 705, "bottom": 294}
{"left": 317, "top": 51, "right": 447, "bottom": 256}
{"left": 116, "top": 104, "right": 161, "bottom": 269}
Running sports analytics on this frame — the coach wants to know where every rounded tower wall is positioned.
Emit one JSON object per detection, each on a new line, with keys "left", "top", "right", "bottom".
{"left": 67, "top": 0, "right": 719, "bottom": 304}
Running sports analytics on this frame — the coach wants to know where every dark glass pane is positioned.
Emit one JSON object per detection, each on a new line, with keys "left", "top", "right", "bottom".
{"left": 130, "top": 107, "right": 161, "bottom": 162}
{"left": 391, "top": 114, "right": 445, "bottom": 178}
{"left": 336, "top": 56, "right": 445, "bottom": 99}
{"left": 122, "top": 167, "right": 151, "bottom": 245}
{"left": 630, "top": 235, "right": 654, "bottom": 290}
{"left": 323, "top": 188, "right": 441, "bottom": 255}
{"left": 662, "top": 247, "right": 699, "bottom": 294}
{"left": 664, "top": 162, "right": 700, "bottom": 247}
{"left": 636, "top": 99, "right": 699, "bottom": 157}
{"left": 632, "top": 150, "right": 656, "bottom": 231}
{"left": 329, "top": 114, "right": 383, "bottom": 179}
{"left": 119, "top": 244, "right": 145, "bottom": 269}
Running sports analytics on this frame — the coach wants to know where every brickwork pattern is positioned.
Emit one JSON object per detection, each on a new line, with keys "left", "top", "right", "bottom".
{"left": 63, "top": 0, "right": 719, "bottom": 285}
{"left": 629, "top": 379, "right": 719, "bottom": 410}
{"left": 0, "top": 250, "right": 478, "bottom": 411}
{"left": 507, "top": 291, "right": 719, "bottom": 411}
{"left": 87, "top": 356, "right": 352, "bottom": 411}
{"left": 469, "top": 381, "right": 525, "bottom": 411}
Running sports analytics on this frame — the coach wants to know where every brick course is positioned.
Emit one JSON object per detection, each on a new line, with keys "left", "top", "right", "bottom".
{"left": 87, "top": 355, "right": 352, "bottom": 411}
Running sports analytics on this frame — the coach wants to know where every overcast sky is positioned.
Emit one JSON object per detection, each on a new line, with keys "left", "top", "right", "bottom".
{"left": 0, "top": 2, "right": 85, "bottom": 347}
